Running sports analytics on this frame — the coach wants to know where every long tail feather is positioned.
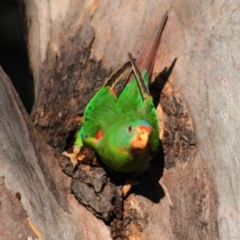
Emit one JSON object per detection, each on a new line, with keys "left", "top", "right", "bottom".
{"left": 128, "top": 52, "right": 149, "bottom": 100}
{"left": 136, "top": 11, "right": 168, "bottom": 77}
{"left": 104, "top": 61, "right": 131, "bottom": 88}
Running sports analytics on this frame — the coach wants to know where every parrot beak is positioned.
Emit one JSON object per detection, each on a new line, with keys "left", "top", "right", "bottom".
{"left": 131, "top": 125, "right": 152, "bottom": 151}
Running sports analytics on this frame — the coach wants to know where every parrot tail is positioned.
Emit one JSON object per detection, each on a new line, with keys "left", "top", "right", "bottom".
{"left": 136, "top": 11, "right": 168, "bottom": 78}
{"left": 128, "top": 52, "right": 150, "bottom": 100}
{"left": 104, "top": 61, "right": 131, "bottom": 89}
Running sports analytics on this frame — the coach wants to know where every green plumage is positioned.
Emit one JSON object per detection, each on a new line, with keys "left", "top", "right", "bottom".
{"left": 74, "top": 13, "right": 168, "bottom": 176}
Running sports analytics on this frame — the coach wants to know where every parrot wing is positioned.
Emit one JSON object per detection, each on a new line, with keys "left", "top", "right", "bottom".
{"left": 77, "top": 61, "right": 131, "bottom": 146}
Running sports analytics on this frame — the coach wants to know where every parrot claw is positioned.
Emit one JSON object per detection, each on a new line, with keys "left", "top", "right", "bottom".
{"left": 62, "top": 146, "right": 84, "bottom": 167}
{"left": 122, "top": 178, "right": 139, "bottom": 197}
{"left": 62, "top": 151, "right": 78, "bottom": 166}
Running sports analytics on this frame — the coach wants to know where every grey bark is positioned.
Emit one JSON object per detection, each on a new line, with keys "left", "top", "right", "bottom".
{"left": 0, "top": 68, "right": 111, "bottom": 239}
{"left": 0, "top": 0, "right": 239, "bottom": 239}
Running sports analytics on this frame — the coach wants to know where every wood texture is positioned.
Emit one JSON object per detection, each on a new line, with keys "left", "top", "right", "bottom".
{"left": 1, "top": 0, "right": 238, "bottom": 239}
{"left": 0, "top": 67, "right": 111, "bottom": 239}
{"left": 159, "top": 2, "right": 240, "bottom": 239}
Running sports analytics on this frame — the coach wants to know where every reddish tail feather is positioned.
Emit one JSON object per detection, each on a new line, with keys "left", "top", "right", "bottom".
{"left": 131, "top": 12, "right": 168, "bottom": 80}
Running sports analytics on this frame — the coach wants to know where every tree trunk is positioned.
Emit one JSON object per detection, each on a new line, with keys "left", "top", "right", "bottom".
{"left": 0, "top": 67, "right": 111, "bottom": 239}
{"left": 0, "top": 0, "right": 239, "bottom": 239}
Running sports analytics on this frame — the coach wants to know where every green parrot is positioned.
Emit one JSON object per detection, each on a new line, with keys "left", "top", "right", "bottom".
{"left": 63, "top": 13, "right": 168, "bottom": 196}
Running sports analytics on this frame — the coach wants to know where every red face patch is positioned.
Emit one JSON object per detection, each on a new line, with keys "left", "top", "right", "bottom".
{"left": 138, "top": 125, "right": 152, "bottom": 132}
{"left": 95, "top": 129, "right": 103, "bottom": 140}
{"left": 119, "top": 147, "right": 125, "bottom": 152}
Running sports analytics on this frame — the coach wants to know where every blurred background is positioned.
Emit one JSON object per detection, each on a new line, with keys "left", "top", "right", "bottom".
{"left": 0, "top": 0, "right": 33, "bottom": 113}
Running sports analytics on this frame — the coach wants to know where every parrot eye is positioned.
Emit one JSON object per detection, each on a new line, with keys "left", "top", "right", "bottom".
{"left": 128, "top": 125, "right": 133, "bottom": 132}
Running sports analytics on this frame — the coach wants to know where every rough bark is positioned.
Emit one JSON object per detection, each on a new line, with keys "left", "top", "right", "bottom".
{"left": 0, "top": 68, "right": 111, "bottom": 239}
{"left": 1, "top": 0, "right": 239, "bottom": 239}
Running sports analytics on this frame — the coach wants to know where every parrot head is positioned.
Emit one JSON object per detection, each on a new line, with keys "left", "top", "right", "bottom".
{"left": 128, "top": 121, "right": 152, "bottom": 153}
{"left": 106, "top": 119, "right": 153, "bottom": 155}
